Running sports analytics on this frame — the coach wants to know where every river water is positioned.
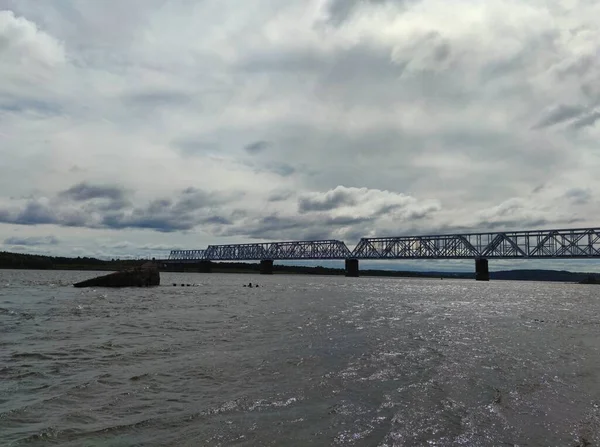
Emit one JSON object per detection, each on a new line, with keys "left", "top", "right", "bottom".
{"left": 1, "top": 269, "right": 599, "bottom": 446}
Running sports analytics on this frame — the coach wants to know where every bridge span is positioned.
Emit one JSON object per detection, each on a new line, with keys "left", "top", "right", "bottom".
{"left": 165, "top": 227, "right": 600, "bottom": 280}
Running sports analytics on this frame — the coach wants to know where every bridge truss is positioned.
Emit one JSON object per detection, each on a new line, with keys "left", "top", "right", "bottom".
{"left": 203, "top": 239, "right": 351, "bottom": 260}
{"left": 350, "top": 228, "right": 600, "bottom": 259}
{"left": 165, "top": 228, "right": 600, "bottom": 261}
{"left": 165, "top": 240, "right": 351, "bottom": 261}
{"left": 168, "top": 249, "right": 206, "bottom": 262}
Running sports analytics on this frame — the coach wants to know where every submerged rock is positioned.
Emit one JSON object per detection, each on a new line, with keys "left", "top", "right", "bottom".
{"left": 73, "top": 262, "right": 160, "bottom": 288}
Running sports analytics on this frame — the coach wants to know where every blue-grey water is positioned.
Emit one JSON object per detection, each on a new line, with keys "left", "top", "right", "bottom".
{"left": 1, "top": 269, "right": 599, "bottom": 446}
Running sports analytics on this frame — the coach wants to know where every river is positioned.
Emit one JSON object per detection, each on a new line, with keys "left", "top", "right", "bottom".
{"left": 1, "top": 269, "right": 599, "bottom": 446}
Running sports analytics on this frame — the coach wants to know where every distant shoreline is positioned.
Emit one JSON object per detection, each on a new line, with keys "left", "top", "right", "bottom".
{"left": 2, "top": 250, "right": 600, "bottom": 283}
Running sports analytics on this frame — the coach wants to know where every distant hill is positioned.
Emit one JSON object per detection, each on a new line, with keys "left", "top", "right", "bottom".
{"left": 1, "top": 251, "right": 599, "bottom": 283}
{"left": 0, "top": 251, "right": 143, "bottom": 271}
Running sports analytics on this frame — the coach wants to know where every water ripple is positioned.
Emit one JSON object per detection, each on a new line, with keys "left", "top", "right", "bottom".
{"left": 1, "top": 271, "right": 599, "bottom": 445}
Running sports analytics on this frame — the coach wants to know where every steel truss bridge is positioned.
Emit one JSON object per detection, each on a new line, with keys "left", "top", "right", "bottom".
{"left": 168, "top": 228, "right": 600, "bottom": 261}
{"left": 164, "top": 227, "right": 600, "bottom": 279}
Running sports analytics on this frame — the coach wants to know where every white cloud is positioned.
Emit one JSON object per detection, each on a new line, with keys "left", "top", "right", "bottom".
{"left": 0, "top": 0, "right": 599, "bottom": 271}
{"left": 0, "top": 9, "right": 65, "bottom": 70}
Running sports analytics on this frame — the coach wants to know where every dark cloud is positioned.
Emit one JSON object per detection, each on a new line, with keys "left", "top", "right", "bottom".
{"left": 4, "top": 235, "right": 59, "bottom": 246}
{"left": 173, "top": 138, "right": 219, "bottom": 156}
{"left": 534, "top": 104, "right": 586, "bottom": 128}
{"left": 202, "top": 215, "right": 232, "bottom": 225}
{"left": 298, "top": 188, "right": 358, "bottom": 212}
{"left": 555, "top": 53, "right": 596, "bottom": 79}
{"left": 214, "top": 210, "right": 375, "bottom": 241}
{"left": 244, "top": 224, "right": 333, "bottom": 242}
{"left": 244, "top": 140, "right": 270, "bottom": 154}
{"left": 404, "top": 206, "right": 438, "bottom": 221}
{"left": 243, "top": 160, "right": 298, "bottom": 178}
{"left": 91, "top": 199, "right": 131, "bottom": 212}
{"left": 325, "top": 215, "right": 372, "bottom": 226}
{"left": 468, "top": 198, "right": 581, "bottom": 233}
{"left": 68, "top": 165, "right": 86, "bottom": 173}
{"left": 214, "top": 213, "right": 316, "bottom": 240}
{"left": 122, "top": 90, "right": 191, "bottom": 108}
{"left": 0, "top": 96, "right": 62, "bottom": 115}
{"left": 315, "top": 45, "right": 409, "bottom": 107}
{"left": 0, "top": 199, "right": 93, "bottom": 227}
{"left": 237, "top": 49, "right": 324, "bottom": 73}
{"left": 0, "top": 185, "right": 236, "bottom": 233}
{"left": 565, "top": 188, "right": 592, "bottom": 205}
{"left": 266, "top": 162, "right": 296, "bottom": 177}
{"left": 212, "top": 185, "right": 439, "bottom": 241}
{"left": 325, "top": 0, "right": 413, "bottom": 26}
{"left": 532, "top": 184, "right": 545, "bottom": 194}
{"left": 377, "top": 203, "right": 407, "bottom": 215}
{"left": 230, "top": 209, "right": 248, "bottom": 220}
{"left": 60, "top": 182, "right": 126, "bottom": 201}
{"left": 13, "top": 201, "right": 57, "bottom": 225}
{"left": 256, "top": 214, "right": 303, "bottom": 233}
{"left": 101, "top": 212, "right": 194, "bottom": 232}
{"left": 268, "top": 190, "right": 294, "bottom": 202}
{"left": 61, "top": 209, "right": 92, "bottom": 226}
{"left": 326, "top": 0, "right": 363, "bottom": 25}
{"left": 373, "top": 200, "right": 439, "bottom": 221}
{"left": 571, "top": 111, "right": 600, "bottom": 129}
{"left": 175, "top": 187, "right": 238, "bottom": 210}
{"left": 99, "top": 187, "right": 231, "bottom": 232}
{"left": 175, "top": 189, "right": 212, "bottom": 211}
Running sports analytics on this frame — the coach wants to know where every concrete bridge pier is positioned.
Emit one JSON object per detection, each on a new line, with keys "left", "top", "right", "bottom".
{"left": 260, "top": 259, "right": 274, "bottom": 275}
{"left": 475, "top": 258, "right": 490, "bottom": 281}
{"left": 345, "top": 258, "right": 359, "bottom": 277}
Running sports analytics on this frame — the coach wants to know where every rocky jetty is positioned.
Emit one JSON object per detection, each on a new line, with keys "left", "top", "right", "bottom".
{"left": 73, "top": 262, "right": 160, "bottom": 288}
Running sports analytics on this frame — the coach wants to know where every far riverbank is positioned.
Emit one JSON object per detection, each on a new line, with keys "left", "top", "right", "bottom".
{"left": 2, "top": 250, "right": 600, "bottom": 283}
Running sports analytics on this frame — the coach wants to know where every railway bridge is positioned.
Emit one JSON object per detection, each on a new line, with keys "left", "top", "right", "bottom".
{"left": 164, "top": 227, "right": 600, "bottom": 280}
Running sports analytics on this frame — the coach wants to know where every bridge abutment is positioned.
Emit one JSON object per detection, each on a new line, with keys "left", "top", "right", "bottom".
{"left": 345, "top": 258, "right": 359, "bottom": 277}
{"left": 475, "top": 258, "right": 489, "bottom": 281}
{"left": 260, "top": 259, "right": 274, "bottom": 275}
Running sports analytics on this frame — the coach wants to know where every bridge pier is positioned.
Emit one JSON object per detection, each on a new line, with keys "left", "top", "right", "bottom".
{"left": 345, "top": 258, "right": 359, "bottom": 277}
{"left": 260, "top": 259, "right": 274, "bottom": 275}
{"left": 475, "top": 258, "right": 489, "bottom": 281}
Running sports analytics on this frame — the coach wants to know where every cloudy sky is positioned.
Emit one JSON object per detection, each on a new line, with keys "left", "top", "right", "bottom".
{"left": 1, "top": 0, "right": 599, "bottom": 270}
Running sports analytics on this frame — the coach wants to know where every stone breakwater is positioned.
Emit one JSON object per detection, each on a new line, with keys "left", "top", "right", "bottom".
{"left": 73, "top": 262, "right": 160, "bottom": 288}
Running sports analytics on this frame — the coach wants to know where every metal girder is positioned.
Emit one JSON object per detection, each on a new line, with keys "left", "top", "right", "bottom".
{"left": 168, "top": 249, "right": 206, "bottom": 261}
{"left": 204, "top": 239, "right": 351, "bottom": 260}
{"left": 350, "top": 228, "right": 600, "bottom": 259}
{"left": 165, "top": 227, "right": 600, "bottom": 262}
